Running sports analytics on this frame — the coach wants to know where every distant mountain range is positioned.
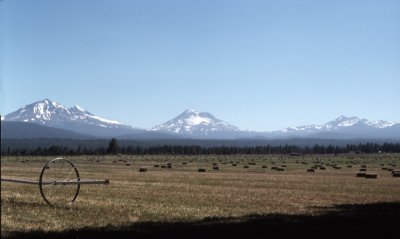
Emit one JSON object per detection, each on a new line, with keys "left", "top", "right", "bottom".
{"left": 1, "top": 98, "right": 399, "bottom": 140}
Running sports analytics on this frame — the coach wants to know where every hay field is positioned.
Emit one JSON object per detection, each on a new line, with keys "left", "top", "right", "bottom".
{"left": 1, "top": 154, "right": 400, "bottom": 238}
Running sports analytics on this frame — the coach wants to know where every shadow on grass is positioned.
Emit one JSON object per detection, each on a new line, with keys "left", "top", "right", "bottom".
{"left": 4, "top": 202, "right": 400, "bottom": 239}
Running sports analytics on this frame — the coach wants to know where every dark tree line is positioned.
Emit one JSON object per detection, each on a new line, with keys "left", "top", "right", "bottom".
{"left": 2, "top": 140, "right": 400, "bottom": 156}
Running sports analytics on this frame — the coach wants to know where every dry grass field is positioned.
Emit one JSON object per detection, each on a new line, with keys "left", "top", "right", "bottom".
{"left": 1, "top": 154, "right": 400, "bottom": 238}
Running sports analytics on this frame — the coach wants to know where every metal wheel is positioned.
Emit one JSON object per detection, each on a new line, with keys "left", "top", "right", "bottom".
{"left": 39, "top": 158, "right": 80, "bottom": 207}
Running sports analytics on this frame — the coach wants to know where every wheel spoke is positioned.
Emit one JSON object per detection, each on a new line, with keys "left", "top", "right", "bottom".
{"left": 39, "top": 158, "right": 80, "bottom": 207}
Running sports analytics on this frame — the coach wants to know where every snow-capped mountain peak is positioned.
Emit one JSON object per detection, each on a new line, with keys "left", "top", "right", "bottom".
{"left": 4, "top": 98, "right": 130, "bottom": 129}
{"left": 152, "top": 109, "right": 240, "bottom": 136}
{"left": 4, "top": 99, "right": 72, "bottom": 123}
{"left": 323, "top": 115, "right": 369, "bottom": 130}
{"left": 328, "top": 116, "right": 396, "bottom": 129}
{"left": 183, "top": 109, "right": 198, "bottom": 114}
{"left": 72, "top": 105, "right": 85, "bottom": 112}
{"left": 68, "top": 105, "right": 94, "bottom": 116}
{"left": 277, "top": 115, "right": 397, "bottom": 136}
{"left": 366, "top": 120, "right": 397, "bottom": 129}
{"left": 329, "top": 116, "right": 363, "bottom": 128}
{"left": 178, "top": 109, "right": 215, "bottom": 126}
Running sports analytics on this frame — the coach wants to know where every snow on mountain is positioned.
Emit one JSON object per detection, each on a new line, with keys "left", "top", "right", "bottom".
{"left": 152, "top": 109, "right": 240, "bottom": 137}
{"left": 3, "top": 98, "right": 131, "bottom": 130}
{"left": 5, "top": 99, "right": 72, "bottom": 123}
{"left": 279, "top": 116, "right": 397, "bottom": 134}
{"left": 3, "top": 99, "right": 399, "bottom": 139}
{"left": 151, "top": 111, "right": 399, "bottom": 139}
{"left": 324, "top": 116, "right": 397, "bottom": 130}
{"left": 281, "top": 125, "right": 323, "bottom": 132}
{"left": 366, "top": 120, "right": 397, "bottom": 129}
{"left": 324, "top": 116, "right": 366, "bottom": 129}
{"left": 68, "top": 105, "right": 123, "bottom": 126}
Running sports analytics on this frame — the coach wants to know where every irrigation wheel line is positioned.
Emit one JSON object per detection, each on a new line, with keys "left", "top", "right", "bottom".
{"left": 1, "top": 157, "right": 109, "bottom": 207}
{"left": 39, "top": 157, "right": 81, "bottom": 207}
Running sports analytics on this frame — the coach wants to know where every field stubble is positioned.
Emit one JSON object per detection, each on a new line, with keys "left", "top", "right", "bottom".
{"left": 1, "top": 154, "right": 400, "bottom": 235}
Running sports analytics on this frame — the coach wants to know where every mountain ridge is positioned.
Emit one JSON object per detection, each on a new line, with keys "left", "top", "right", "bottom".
{"left": 2, "top": 99, "right": 399, "bottom": 139}
{"left": 1, "top": 121, "right": 94, "bottom": 139}
{"left": 151, "top": 111, "right": 399, "bottom": 139}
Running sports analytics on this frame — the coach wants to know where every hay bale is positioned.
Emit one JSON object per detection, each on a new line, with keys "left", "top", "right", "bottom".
{"left": 307, "top": 168, "right": 316, "bottom": 172}
{"left": 231, "top": 164, "right": 237, "bottom": 167}
{"left": 319, "top": 167, "right": 326, "bottom": 170}
{"left": 161, "top": 165, "right": 166, "bottom": 168}
{"left": 244, "top": 165, "right": 249, "bottom": 168}
{"left": 277, "top": 167, "right": 285, "bottom": 171}
{"left": 262, "top": 165, "right": 268, "bottom": 169}
{"left": 271, "top": 166, "right": 278, "bottom": 170}
{"left": 356, "top": 172, "right": 366, "bottom": 177}
{"left": 182, "top": 162, "right": 188, "bottom": 165}
{"left": 347, "top": 165, "right": 353, "bottom": 168}
{"left": 153, "top": 164, "right": 160, "bottom": 168}
{"left": 139, "top": 167, "right": 148, "bottom": 172}
{"left": 213, "top": 166, "right": 220, "bottom": 170}
{"left": 359, "top": 168, "right": 367, "bottom": 172}
{"left": 198, "top": 168, "right": 206, "bottom": 172}
{"left": 392, "top": 170, "right": 400, "bottom": 177}
{"left": 365, "top": 173, "right": 378, "bottom": 179}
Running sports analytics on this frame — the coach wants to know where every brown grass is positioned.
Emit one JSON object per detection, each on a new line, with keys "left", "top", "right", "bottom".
{"left": 1, "top": 154, "right": 400, "bottom": 236}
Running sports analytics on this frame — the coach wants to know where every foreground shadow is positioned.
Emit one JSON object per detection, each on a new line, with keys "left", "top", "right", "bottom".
{"left": 5, "top": 202, "right": 400, "bottom": 239}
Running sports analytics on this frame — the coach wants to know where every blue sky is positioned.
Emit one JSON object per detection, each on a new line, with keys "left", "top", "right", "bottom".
{"left": 1, "top": 0, "right": 399, "bottom": 131}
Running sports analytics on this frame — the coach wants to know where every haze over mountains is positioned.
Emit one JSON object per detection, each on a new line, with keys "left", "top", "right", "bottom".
{"left": 1, "top": 99, "right": 399, "bottom": 140}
